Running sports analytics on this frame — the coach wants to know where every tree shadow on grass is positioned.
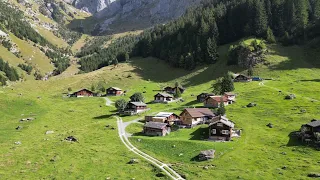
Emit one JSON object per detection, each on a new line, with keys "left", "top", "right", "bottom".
{"left": 189, "top": 127, "right": 209, "bottom": 140}
{"left": 299, "top": 79, "right": 320, "bottom": 82}
{"left": 93, "top": 114, "right": 115, "bottom": 120}
{"left": 183, "top": 100, "right": 202, "bottom": 107}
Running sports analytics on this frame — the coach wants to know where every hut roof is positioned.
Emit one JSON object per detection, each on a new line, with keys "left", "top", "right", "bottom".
{"left": 305, "top": 120, "right": 320, "bottom": 127}
{"left": 129, "top": 102, "right": 147, "bottom": 106}
{"left": 144, "top": 122, "right": 167, "bottom": 129}
{"left": 182, "top": 108, "right": 215, "bottom": 118}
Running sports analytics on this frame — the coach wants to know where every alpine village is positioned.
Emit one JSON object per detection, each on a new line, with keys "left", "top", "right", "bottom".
{"left": 1, "top": 0, "right": 320, "bottom": 179}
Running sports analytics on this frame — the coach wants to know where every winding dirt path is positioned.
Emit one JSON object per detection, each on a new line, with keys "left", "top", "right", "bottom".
{"left": 115, "top": 116, "right": 184, "bottom": 180}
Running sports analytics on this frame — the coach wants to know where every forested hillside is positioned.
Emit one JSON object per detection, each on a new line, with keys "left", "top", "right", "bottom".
{"left": 78, "top": 0, "right": 320, "bottom": 72}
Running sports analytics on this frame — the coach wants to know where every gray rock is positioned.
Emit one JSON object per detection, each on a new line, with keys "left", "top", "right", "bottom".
{"left": 15, "top": 141, "right": 21, "bottom": 145}
{"left": 16, "top": 126, "right": 22, "bottom": 130}
{"left": 128, "top": 159, "right": 139, "bottom": 164}
{"left": 46, "top": 131, "right": 54, "bottom": 135}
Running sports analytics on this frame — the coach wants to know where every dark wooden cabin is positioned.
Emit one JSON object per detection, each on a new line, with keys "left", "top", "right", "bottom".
{"left": 197, "top": 93, "right": 215, "bottom": 102}
{"left": 122, "top": 102, "right": 148, "bottom": 115}
{"left": 70, "top": 89, "right": 94, "bottom": 97}
{"left": 301, "top": 120, "right": 320, "bottom": 134}
{"left": 234, "top": 74, "right": 252, "bottom": 82}
{"left": 143, "top": 122, "right": 171, "bottom": 136}
{"left": 106, "top": 87, "right": 123, "bottom": 96}
{"left": 208, "top": 116, "right": 235, "bottom": 141}
{"left": 154, "top": 92, "right": 174, "bottom": 103}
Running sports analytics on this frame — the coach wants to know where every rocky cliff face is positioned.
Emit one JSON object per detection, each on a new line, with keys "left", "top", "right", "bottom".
{"left": 95, "top": 0, "right": 201, "bottom": 34}
{"left": 67, "top": 0, "right": 117, "bottom": 14}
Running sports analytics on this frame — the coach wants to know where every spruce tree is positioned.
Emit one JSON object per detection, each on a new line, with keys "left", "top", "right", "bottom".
{"left": 130, "top": 92, "right": 145, "bottom": 102}
{"left": 266, "top": 27, "right": 276, "bottom": 43}
{"left": 314, "top": 0, "right": 320, "bottom": 20}
{"left": 254, "top": 0, "right": 268, "bottom": 37}
{"left": 294, "top": 0, "right": 309, "bottom": 30}
{"left": 174, "top": 87, "right": 182, "bottom": 98}
{"left": 206, "top": 37, "right": 218, "bottom": 64}
{"left": 217, "top": 100, "right": 226, "bottom": 116}
{"left": 221, "top": 74, "right": 234, "bottom": 94}
{"left": 185, "top": 53, "right": 195, "bottom": 70}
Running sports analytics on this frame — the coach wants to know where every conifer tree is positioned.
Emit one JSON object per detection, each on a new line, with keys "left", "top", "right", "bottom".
{"left": 206, "top": 37, "right": 218, "bottom": 64}
{"left": 221, "top": 74, "right": 235, "bottom": 94}
{"left": 314, "top": 0, "right": 320, "bottom": 20}
{"left": 266, "top": 27, "right": 276, "bottom": 43}
{"left": 174, "top": 87, "right": 182, "bottom": 98}
{"left": 254, "top": 0, "right": 268, "bottom": 37}
{"left": 217, "top": 100, "right": 226, "bottom": 115}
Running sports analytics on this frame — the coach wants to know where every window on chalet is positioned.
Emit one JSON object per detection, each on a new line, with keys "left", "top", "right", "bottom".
{"left": 211, "top": 129, "right": 216, "bottom": 134}
{"left": 221, "top": 130, "right": 229, "bottom": 135}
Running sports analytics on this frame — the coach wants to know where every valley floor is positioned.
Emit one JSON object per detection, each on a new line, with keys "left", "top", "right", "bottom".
{"left": 1, "top": 44, "right": 320, "bottom": 179}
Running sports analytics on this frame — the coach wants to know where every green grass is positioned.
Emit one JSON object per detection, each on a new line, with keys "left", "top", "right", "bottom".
{"left": 1, "top": 39, "right": 320, "bottom": 179}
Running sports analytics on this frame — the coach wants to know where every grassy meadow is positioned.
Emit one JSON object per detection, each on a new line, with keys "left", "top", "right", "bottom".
{"left": 1, "top": 41, "right": 320, "bottom": 179}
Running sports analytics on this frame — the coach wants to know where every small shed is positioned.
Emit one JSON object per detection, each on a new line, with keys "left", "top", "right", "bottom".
{"left": 234, "top": 74, "right": 252, "bottom": 82}
{"left": 123, "top": 102, "right": 148, "bottom": 115}
{"left": 204, "top": 96, "right": 233, "bottom": 108}
{"left": 197, "top": 93, "right": 215, "bottom": 102}
{"left": 154, "top": 92, "right": 174, "bottom": 103}
{"left": 143, "top": 122, "right": 171, "bottom": 136}
{"left": 198, "top": 149, "right": 215, "bottom": 161}
{"left": 106, "top": 87, "right": 123, "bottom": 96}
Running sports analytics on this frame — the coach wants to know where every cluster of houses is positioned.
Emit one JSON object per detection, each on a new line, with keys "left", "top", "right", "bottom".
{"left": 143, "top": 108, "right": 240, "bottom": 141}
{"left": 143, "top": 92, "right": 240, "bottom": 141}
{"left": 70, "top": 87, "right": 125, "bottom": 97}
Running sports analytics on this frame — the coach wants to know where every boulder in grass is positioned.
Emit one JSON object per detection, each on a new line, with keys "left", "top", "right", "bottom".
{"left": 308, "top": 173, "right": 320, "bottom": 178}
{"left": 46, "top": 131, "right": 54, "bottom": 135}
{"left": 16, "top": 126, "right": 22, "bottom": 130}
{"left": 285, "top": 94, "right": 296, "bottom": 100}
{"left": 198, "top": 150, "right": 215, "bottom": 161}
{"left": 65, "top": 136, "right": 78, "bottom": 142}
{"left": 128, "top": 159, "right": 139, "bottom": 164}
{"left": 266, "top": 123, "right": 273, "bottom": 128}
{"left": 247, "top": 103, "right": 257, "bottom": 108}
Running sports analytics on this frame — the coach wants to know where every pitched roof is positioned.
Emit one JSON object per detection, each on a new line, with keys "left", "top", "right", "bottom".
{"left": 224, "top": 92, "right": 235, "bottom": 96}
{"left": 305, "top": 120, "right": 320, "bottom": 127}
{"left": 207, "top": 96, "right": 229, "bottom": 102}
{"left": 73, "top": 88, "right": 93, "bottom": 94}
{"left": 154, "top": 112, "right": 177, "bottom": 118}
{"left": 108, "top": 87, "right": 122, "bottom": 91}
{"left": 209, "top": 116, "right": 235, "bottom": 128}
{"left": 182, "top": 108, "right": 215, "bottom": 118}
{"left": 129, "top": 102, "right": 147, "bottom": 106}
{"left": 144, "top": 122, "right": 167, "bottom": 129}
{"left": 235, "top": 74, "right": 250, "bottom": 79}
{"left": 155, "top": 92, "right": 173, "bottom": 98}
{"left": 197, "top": 93, "right": 215, "bottom": 97}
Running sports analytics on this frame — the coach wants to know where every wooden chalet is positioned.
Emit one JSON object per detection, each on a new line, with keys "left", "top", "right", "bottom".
{"left": 106, "top": 87, "right": 123, "bottom": 96}
{"left": 143, "top": 122, "right": 171, "bottom": 136}
{"left": 154, "top": 92, "right": 174, "bottom": 103}
{"left": 197, "top": 93, "right": 215, "bottom": 102}
{"left": 164, "top": 86, "right": 185, "bottom": 94}
{"left": 180, "top": 108, "right": 215, "bottom": 127}
{"left": 122, "top": 102, "right": 148, "bottom": 115}
{"left": 224, "top": 92, "right": 236, "bottom": 101}
{"left": 301, "top": 120, "right": 320, "bottom": 134}
{"left": 70, "top": 89, "right": 94, "bottom": 97}
{"left": 208, "top": 116, "right": 235, "bottom": 141}
{"left": 145, "top": 112, "right": 180, "bottom": 125}
{"left": 204, "top": 96, "right": 233, "bottom": 108}
{"left": 234, "top": 74, "right": 252, "bottom": 82}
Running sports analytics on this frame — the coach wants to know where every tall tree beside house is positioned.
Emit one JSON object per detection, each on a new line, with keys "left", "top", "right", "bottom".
{"left": 174, "top": 87, "right": 182, "bottom": 98}
{"left": 221, "top": 74, "right": 235, "bottom": 94}
{"left": 212, "top": 77, "right": 223, "bottom": 95}
{"left": 130, "top": 92, "right": 145, "bottom": 102}
{"left": 216, "top": 100, "right": 226, "bottom": 115}
{"left": 206, "top": 37, "right": 218, "bottom": 64}
{"left": 115, "top": 99, "right": 128, "bottom": 112}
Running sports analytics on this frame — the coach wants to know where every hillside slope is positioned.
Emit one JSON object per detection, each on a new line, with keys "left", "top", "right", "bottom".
{"left": 1, "top": 41, "right": 320, "bottom": 179}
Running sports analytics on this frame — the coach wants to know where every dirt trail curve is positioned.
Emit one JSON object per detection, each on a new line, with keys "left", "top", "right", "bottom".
{"left": 259, "top": 81, "right": 319, "bottom": 102}
{"left": 115, "top": 116, "right": 184, "bottom": 180}
{"left": 104, "top": 97, "right": 114, "bottom": 106}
